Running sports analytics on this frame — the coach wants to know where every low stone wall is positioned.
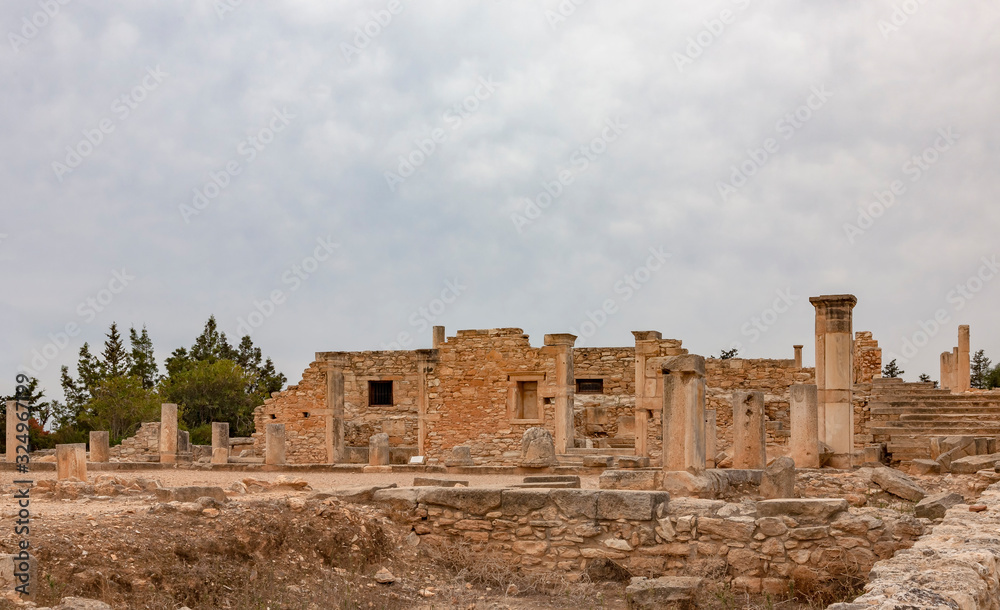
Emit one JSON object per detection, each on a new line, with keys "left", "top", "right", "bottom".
{"left": 838, "top": 481, "right": 1000, "bottom": 609}
{"left": 372, "top": 487, "right": 923, "bottom": 592}
{"left": 109, "top": 422, "right": 160, "bottom": 461}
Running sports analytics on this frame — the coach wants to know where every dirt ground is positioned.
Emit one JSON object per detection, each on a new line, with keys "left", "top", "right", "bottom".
{"left": 0, "top": 468, "right": 989, "bottom": 609}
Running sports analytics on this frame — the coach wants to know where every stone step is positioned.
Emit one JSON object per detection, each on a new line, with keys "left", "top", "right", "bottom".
{"left": 563, "top": 448, "right": 636, "bottom": 456}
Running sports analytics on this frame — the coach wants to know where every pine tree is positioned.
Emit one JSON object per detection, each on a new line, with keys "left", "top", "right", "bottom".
{"left": 190, "top": 315, "right": 236, "bottom": 363}
{"left": 971, "top": 349, "right": 993, "bottom": 389}
{"left": 128, "top": 325, "right": 159, "bottom": 389}
{"left": 882, "top": 359, "right": 904, "bottom": 378}
{"left": 100, "top": 323, "right": 131, "bottom": 378}
{"left": 918, "top": 373, "right": 931, "bottom": 383}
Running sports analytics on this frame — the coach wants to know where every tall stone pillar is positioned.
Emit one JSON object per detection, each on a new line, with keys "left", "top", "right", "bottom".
{"left": 544, "top": 333, "right": 576, "bottom": 455}
{"left": 661, "top": 355, "right": 706, "bottom": 473}
{"left": 211, "top": 422, "right": 230, "bottom": 465}
{"left": 89, "top": 431, "right": 110, "bottom": 463}
{"left": 790, "top": 384, "right": 819, "bottom": 468}
{"left": 809, "top": 295, "right": 857, "bottom": 458}
{"left": 432, "top": 325, "right": 445, "bottom": 349}
{"left": 416, "top": 350, "right": 432, "bottom": 455}
{"left": 159, "top": 403, "right": 178, "bottom": 464}
{"left": 793, "top": 345, "right": 803, "bottom": 369}
{"left": 705, "top": 409, "right": 717, "bottom": 468}
{"left": 326, "top": 363, "right": 345, "bottom": 463}
{"left": 940, "top": 352, "right": 953, "bottom": 390}
{"left": 632, "top": 331, "right": 662, "bottom": 457}
{"left": 732, "top": 391, "right": 766, "bottom": 469}
{"left": 6, "top": 400, "right": 19, "bottom": 463}
{"left": 265, "top": 423, "right": 286, "bottom": 465}
{"left": 56, "top": 443, "right": 87, "bottom": 481}
{"left": 957, "top": 325, "right": 971, "bottom": 393}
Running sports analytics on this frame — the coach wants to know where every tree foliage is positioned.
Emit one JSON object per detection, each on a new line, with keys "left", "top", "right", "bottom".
{"left": 882, "top": 359, "right": 904, "bottom": 379}
{"left": 972, "top": 349, "right": 993, "bottom": 389}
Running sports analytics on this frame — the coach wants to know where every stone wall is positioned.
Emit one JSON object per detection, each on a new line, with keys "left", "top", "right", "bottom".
{"left": 424, "top": 329, "right": 560, "bottom": 463}
{"left": 854, "top": 331, "right": 882, "bottom": 385}
{"left": 573, "top": 347, "right": 635, "bottom": 439}
{"left": 705, "top": 358, "right": 816, "bottom": 452}
{"left": 841, "top": 481, "right": 1000, "bottom": 609}
{"left": 252, "top": 361, "right": 328, "bottom": 463}
{"left": 109, "top": 422, "right": 160, "bottom": 461}
{"left": 374, "top": 487, "right": 923, "bottom": 593}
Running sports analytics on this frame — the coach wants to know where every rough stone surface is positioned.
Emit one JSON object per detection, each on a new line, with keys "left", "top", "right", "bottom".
{"left": 412, "top": 477, "right": 469, "bottom": 487}
{"left": 759, "top": 456, "right": 796, "bottom": 499}
{"left": 599, "top": 469, "right": 661, "bottom": 491}
{"left": 520, "top": 427, "right": 557, "bottom": 467}
{"left": 914, "top": 492, "right": 964, "bottom": 520}
{"left": 52, "top": 599, "right": 113, "bottom": 610}
{"left": 154, "top": 486, "right": 228, "bottom": 503}
{"left": 871, "top": 467, "right": 927, "bottom": 502}
{"left": 949, "top": 453, "right": 1000, "bottom": 475}
{"left": 625, "top": 576, "right": 702, "bottom": 610}
{"left": 909, "top": 458, "right": 941, "bottom": 475}
{"left": 444, "top": 445, "right": 475, "bottom": 467}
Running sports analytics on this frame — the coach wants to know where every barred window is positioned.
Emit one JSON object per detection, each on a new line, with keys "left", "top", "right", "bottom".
{"left": 369, "top": 380, "right": 393, "bottom": 406}
{"left": 576, "top": 379, "right": 604, "bottom": 394}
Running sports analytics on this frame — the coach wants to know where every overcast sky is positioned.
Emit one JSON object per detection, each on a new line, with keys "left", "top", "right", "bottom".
{"left": 2, "top": 0, "right": 999, "bottom": 402}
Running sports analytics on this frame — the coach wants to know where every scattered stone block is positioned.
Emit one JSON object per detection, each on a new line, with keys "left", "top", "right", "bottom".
{"left": 89, "top": 431, "right": 109, "bottom": 463}
{"left": 661, "top": 470, "right": 728, "bottom": 499}
{"left": 970, "top": 504, "right": 987, "bottom": 512}
{"left": 757, "top": 498, "right": 847, "bottom": 523}
{"left": 975, "top": 437, "right": 990, "bottom": 455}
{"left": 871, "top": 467, "right": 926, "bottom": 502}
{"left": 909, "top": 459, "right": 940, "bottom": 475}
{"left": 154, "top": 486, "right": 228, "bottom": 503}
{"left": 310, "top": 484, "right": 397, "bottom": 503}
{"left": 520, "top": 427, "right": 557, "bottom": 467}
{"left": 949, "top": 453, "right": 1000, "bottom": 475}
{"left": 625, "top": 576, "right": 702, "bottom": 610}
{"left": 760, "top": 456, "right": 795, "bottom": 499}
{"left": 412, "top": 477, "right": 469, "bottom": 487}
{"left": 599, "top": 469, "right": 661, "bottom": 490}
{"left": 444, "top": 446, "right": 475, "bottom": 467}
{"left": 56, "top": 443, "right": 87, "bottom": 481}
{"left": 596, "top": 490, "right": 670, "bottom": 520}
{"left": 523, "top": 475, "right": 580, "bottom": 486}
{"left": 582, "top": 455, "right": 614, "bottom": 468}
{"left": 374, "top": 567, "right": 396, "bottom": 584}
{"left": 615, "top": 456, "right": 650, "bottom": 469}
{"left": 914, "top": 492, "right": 964, "bottom": 520}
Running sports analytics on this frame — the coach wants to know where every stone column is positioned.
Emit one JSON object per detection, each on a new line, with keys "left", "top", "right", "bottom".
{"left": 416, "top": 350, "right": 431, "bottom": 455}
{"left": 661, "top": 355, "right": 706, "bottom": 473}
{"left": 957, "top": 325, "right": 971, "bottom": 393}
{"left": 790, "top": 384, "right": 819, "bottom": 468}
{"left": 89, "top": 431, "right": 109, "bottom": 463}
{"left": 432, "top": 325, "right": 445, "bottom": 349}
{"left": 940, "top": 352, "right": 953, "bottom": 390}
{"left": 211, "top": 422, "right": 230, "bottom": 464}
{"left": 159, "top": 403, "right": 178, "bottom": 464}
{"left": 56, "top": 443, "right": 87, "bottom": 481}
{"left": 705, "top": 409, "right": 717, "bottom": 468}
{"left": 265, "top": 423, "right": 286, "bottom": 465}
{"left": 632, "top": 331, "right": 663, "bottom": 457}
{"left": 326, "top": 363, "right": 345, "bottom": 463}
{"left": 793, "top": 345, "right": 803, "bottom": 369}
{"left": 544, "top": 333, "right": 577, "bottom": 455}
{"left": 177, "top": 431, "right": 190, "bottom": 454}
{"left": 732, "top": 391, "right": 766, "bottom": 469}
{"left": 369, "top": 433, "right": 390, "bottom": 466}
{"left": 809, "top": 295, "right": 857, "bottom": 457}
{"left": 6, "top": 400, "right": 19, "bottom": 463}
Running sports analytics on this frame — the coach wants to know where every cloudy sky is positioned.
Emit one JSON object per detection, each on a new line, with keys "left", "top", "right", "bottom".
{"left": 2, "top": 0, "right": 998, "bottom": 401}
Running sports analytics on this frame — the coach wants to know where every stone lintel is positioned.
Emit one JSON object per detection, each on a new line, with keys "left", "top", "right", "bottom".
{"left": 543, "top": 333, "right": 578, "bottom": 346}
{"left": 662, "top": 354, "right": 706, "bottom": 376}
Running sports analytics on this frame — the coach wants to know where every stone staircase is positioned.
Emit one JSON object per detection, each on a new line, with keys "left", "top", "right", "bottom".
{"left": 557, "top": 446, "right": 636, "bottom": 465}
{"left": 869, "top": 377, "right": 1000, "bottom": 463}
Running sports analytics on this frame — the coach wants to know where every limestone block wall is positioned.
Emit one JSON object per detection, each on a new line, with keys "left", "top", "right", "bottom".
{"left": 252, "top": 361, "right": 328, "bottom": 463}
{"left": 854, "top": 331, "right": 882, "bottom": 385}
{"left": 843, "top": 480, "right": 1000, "bottom": 609}
{"left": 378, "top": 488, "right": 923, "bottom": 592}
{"left": 424, "top": 329, "right": 559, "bottom": 463}
{"left": 573, "top": 347, "right": 635, "bottom": 438}
{"left": 705, "top": 358, "right": 815, "bottom": 452}
{"left": 109, "top": 422, "right": 160, "bottom": 461}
